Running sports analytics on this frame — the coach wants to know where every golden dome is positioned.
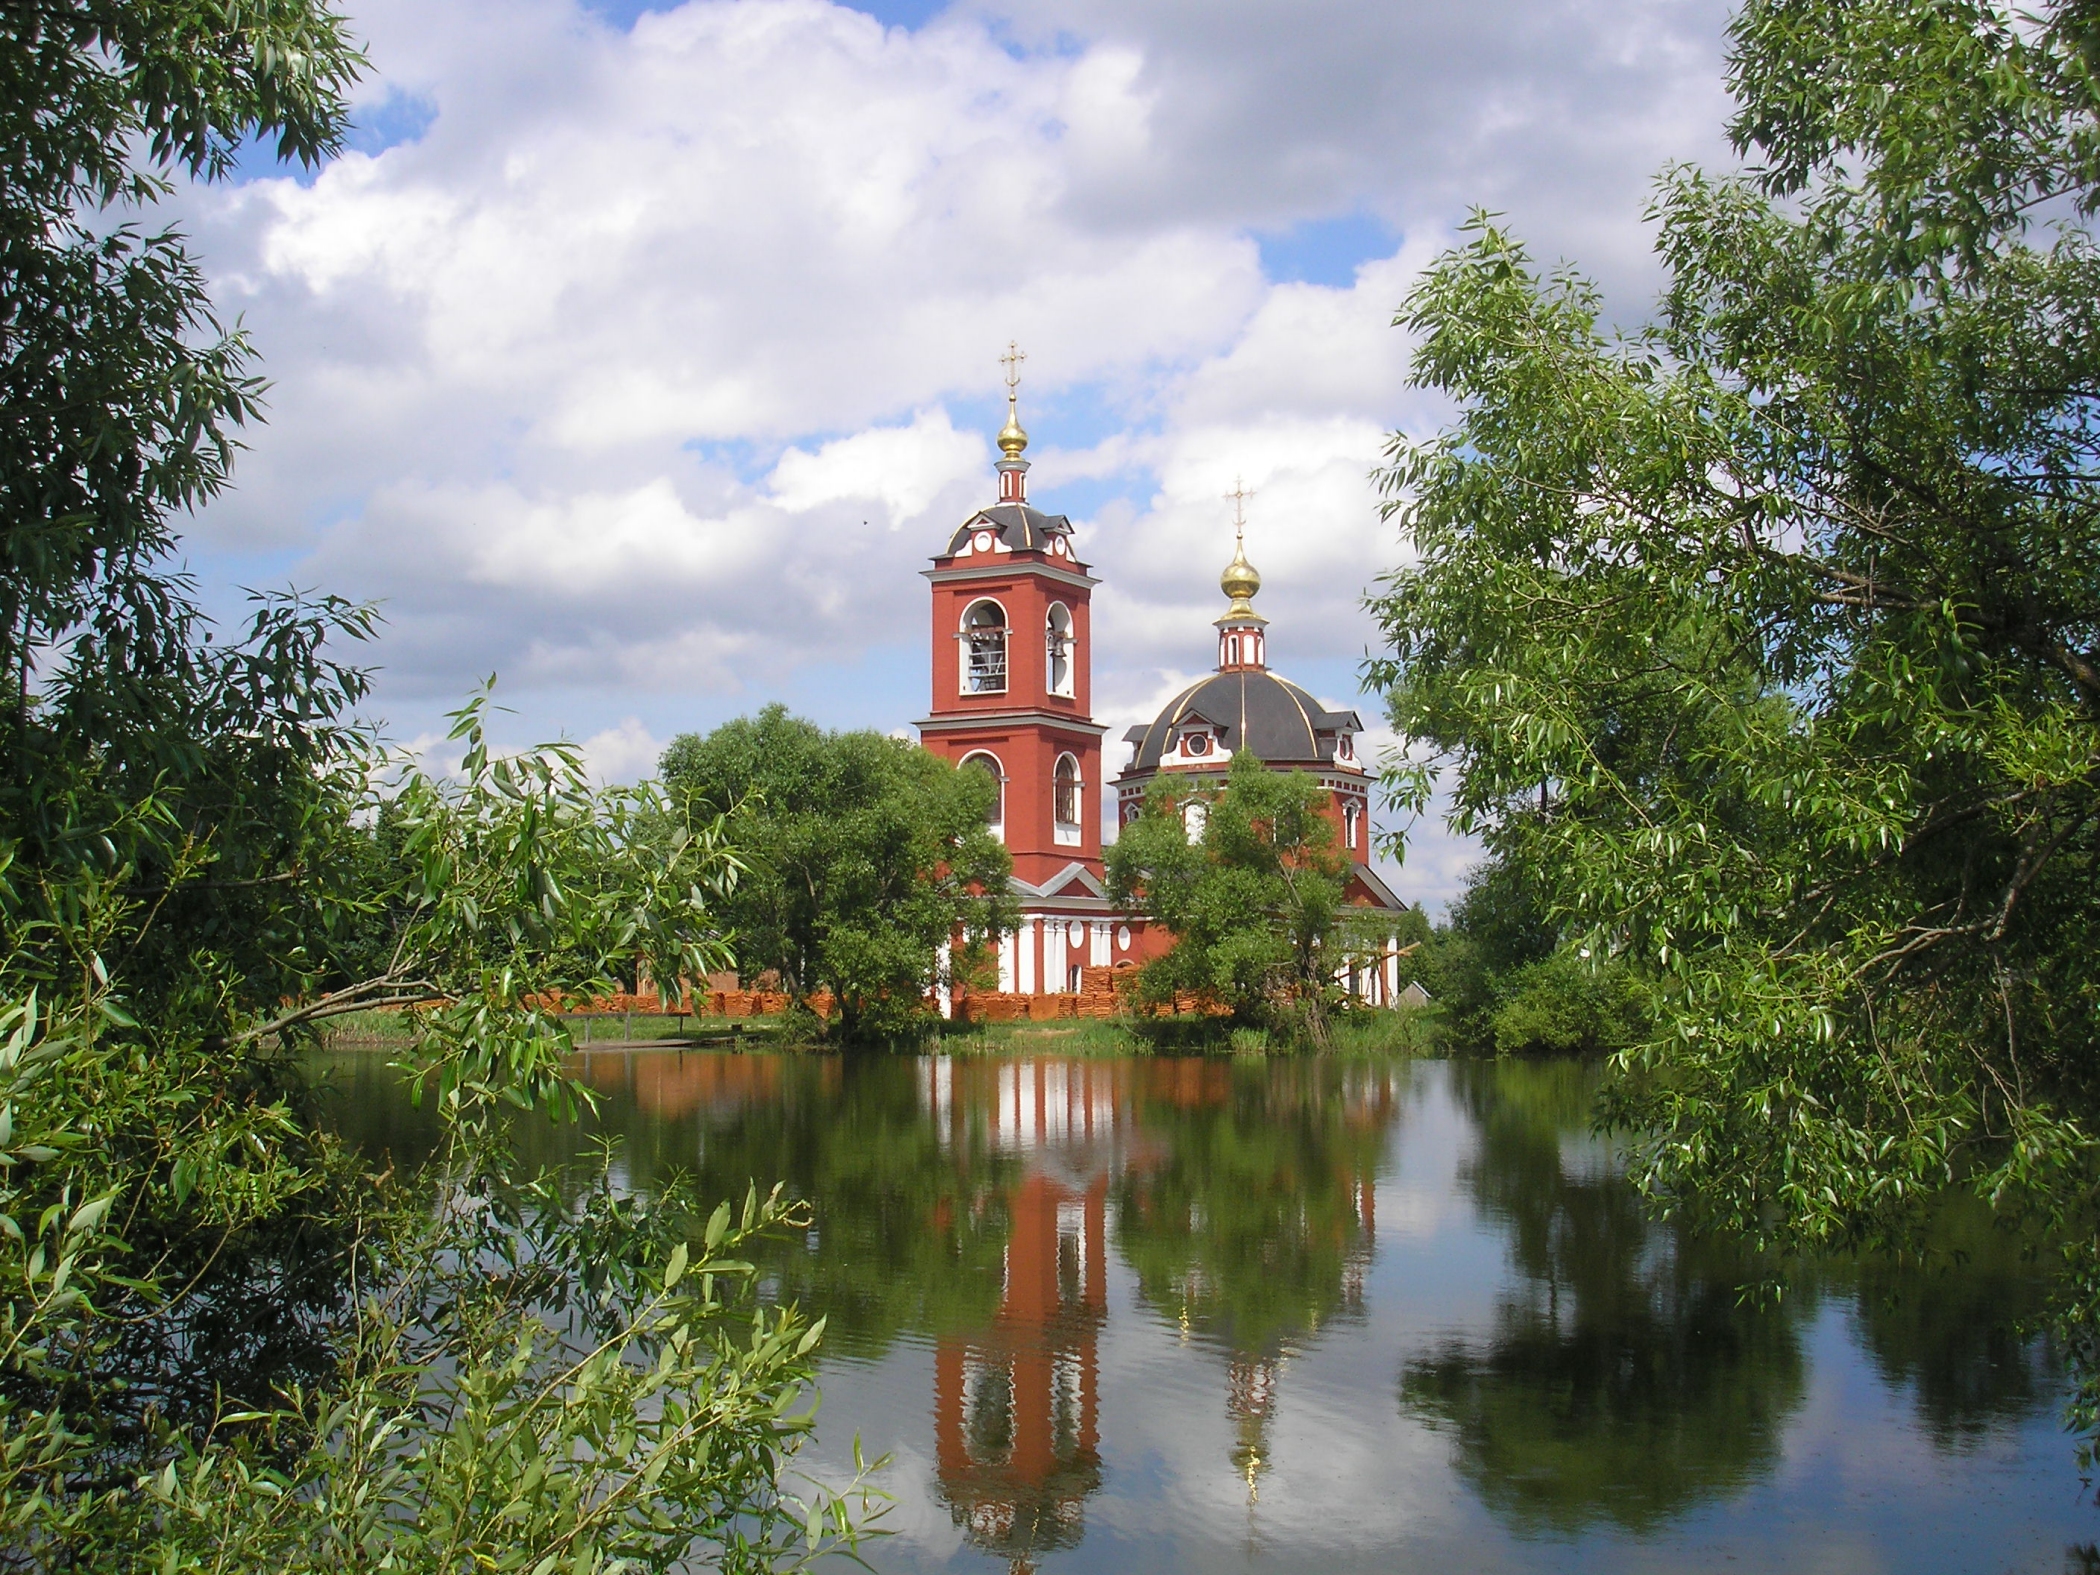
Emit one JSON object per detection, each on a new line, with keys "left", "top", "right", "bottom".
{"left": 998, "top": 402, "right": 1028, "bottom": 458}
{"left": 1220, "top": 534, "right": 1261, "bottom": 619}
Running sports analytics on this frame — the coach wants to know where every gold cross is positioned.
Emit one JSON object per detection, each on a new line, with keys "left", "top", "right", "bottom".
{"left": 1000, "top": 341, "right": 1027, "bottom": 401}
{"left": 1224, "top": 476, "right": 1254, "bottom": 543}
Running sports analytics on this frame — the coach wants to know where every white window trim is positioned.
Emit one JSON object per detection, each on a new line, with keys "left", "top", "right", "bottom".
{"left": 1045, "top": 602, "right": 1076, "bottom": 699}
{"left": 959, "top": 598, "right": 1009, "bottom": 696}
{"left": 961, "top": 750, "right": 1006, "bottom": 842}
{"left": 1053, "top": 751, "right": 1083, "bottom": 845}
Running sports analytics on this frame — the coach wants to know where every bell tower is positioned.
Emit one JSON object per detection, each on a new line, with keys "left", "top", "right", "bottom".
{"left": 919, "top": 346, "right": 1106, "bottom": 888}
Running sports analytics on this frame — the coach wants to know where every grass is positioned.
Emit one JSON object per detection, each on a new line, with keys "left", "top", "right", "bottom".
{"left": 316, "top": 1005, "right": 1443, "bottom": 1058}
{"left": 936, "top": 1018, "right": 1149, "bottom": 1056}
{"left": 935, "top": 1006, "right": 1441, "bottom": 1057}
{"left": 317, "top": 1009, "right": 794, "bottom": 1050}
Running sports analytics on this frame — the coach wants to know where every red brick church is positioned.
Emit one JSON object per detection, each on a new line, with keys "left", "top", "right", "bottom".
{"left": 916, "top": 353, "right": 1411, "bottom": 1010}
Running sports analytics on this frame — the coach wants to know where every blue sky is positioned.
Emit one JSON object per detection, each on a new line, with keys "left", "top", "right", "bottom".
{"left": 176, "top": 0, "right": 1733, "bottom": 909}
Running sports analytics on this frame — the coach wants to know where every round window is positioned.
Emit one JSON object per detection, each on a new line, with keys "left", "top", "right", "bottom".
{"left": 1116, "top": 925, "right": 1132, "bottom": 951}
{"left": 972, "top": 529, "right": 993, "bottom": 552}
{"left": 1184, "top": 734, "right": 1211, "bottom": 756}
{"left": 1068, "top": 921, "right": 1085, "bottom": 946}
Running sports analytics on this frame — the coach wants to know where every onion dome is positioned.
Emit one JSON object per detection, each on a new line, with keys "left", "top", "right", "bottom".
{"left": 1218, "top": 534, "right": 1263, "bottom": 625}
{"left": 998, "top": 403, "right": 1028, "bottom": 458}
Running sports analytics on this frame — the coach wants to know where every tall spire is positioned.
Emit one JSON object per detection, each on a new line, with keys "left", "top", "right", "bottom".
{"left": 1216, "top": 477, "right": 1267, "bottom": 671}
{"left": 997, "top": 341, "right": 1030, "bottom": 503}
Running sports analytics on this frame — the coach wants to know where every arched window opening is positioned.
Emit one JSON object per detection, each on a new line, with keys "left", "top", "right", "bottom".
{"left": 1344, "top": 802, "right": 1361, "bottom": 850}
{"left": 1045, "top": 603, "right": 1074, "bottom": 698}
{"left": 960, "top": 752, "right": 1004, "bottom": 833}
{"left": 1054, "top": 753, "right": 1081, "bottom": 838}
{"left": 1183, "top": 799, "right": 1208, "bottom": 840}
{"left": 961, "top": 600, "right": 1007, "bottom": 694}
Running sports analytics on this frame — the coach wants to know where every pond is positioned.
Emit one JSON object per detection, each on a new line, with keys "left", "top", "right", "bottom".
{"left": 318, "top": 1048, "right": 2098, "bottom": 1573}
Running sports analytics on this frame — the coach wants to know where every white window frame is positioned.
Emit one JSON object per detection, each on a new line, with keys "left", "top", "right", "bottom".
{"left": 1053, "top": 752, "right": 1083, "bottom": 845}
{"left": 1045, "top": 602, "right": 1075, "bottom": 698}
{"left": 960, "top": 750, "right": 1006, "bottom": 841}
{"left": 959, "top": 598, "right": 1008, "bottom": 695}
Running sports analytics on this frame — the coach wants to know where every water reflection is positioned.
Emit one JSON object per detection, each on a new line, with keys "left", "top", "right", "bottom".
{"left": 312, "top": 1049, "right": 2088, "bottom": 1573}
{"left": 1111, "top": 1059, "right": 1387, "bottom": 1496}
{"left": 1396, "top": 1060, "right": 1805, "bottom": 1534}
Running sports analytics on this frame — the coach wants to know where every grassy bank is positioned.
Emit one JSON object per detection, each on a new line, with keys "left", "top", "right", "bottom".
{"left": 318, "top": 1005, "right": 1442, "bottom": 1056}
{"left": 319, "top": 1010, "right": 794, "bottom": 1049}
{"left": 938, "top": 1005, "right": 1441, "bottom": 1057}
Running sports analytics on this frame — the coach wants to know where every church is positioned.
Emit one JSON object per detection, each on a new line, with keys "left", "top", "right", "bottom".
{"left": 915, "top": 355, "right": 1412, "bottom": 1009}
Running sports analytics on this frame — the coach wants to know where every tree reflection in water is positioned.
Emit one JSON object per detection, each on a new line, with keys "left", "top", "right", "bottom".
{"left": 1400, "top": 1059, "right": 2060, "bottom": 1538}
{"left": 1398, "top": 1060, "right": 1803, "bottom": 1533}
{"left": 1114, "top": 1057, "right": 1393, "bottom": 1495}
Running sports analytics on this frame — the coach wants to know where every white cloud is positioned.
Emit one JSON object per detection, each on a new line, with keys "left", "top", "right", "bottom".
{"left": 766, "top": 410, "right": 984, "bottom": 526}
{"left": 173, "top": 0, "right": 1739, "bottom": 905}
{"left": 579, "top": 716, "right": 668, "bottom": 783}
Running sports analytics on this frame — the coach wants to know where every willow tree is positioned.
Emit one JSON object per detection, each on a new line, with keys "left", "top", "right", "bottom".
{"left": 1368, "top": 0, "right": 2100, "bottom": 1443}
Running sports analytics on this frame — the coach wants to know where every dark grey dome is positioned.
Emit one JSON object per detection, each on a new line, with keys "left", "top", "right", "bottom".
{"left": 943, "top": 503, "right": 1074, "bottom": 557}
{"left": 1122, "top": 670, "right": 1365, "bottom": 772}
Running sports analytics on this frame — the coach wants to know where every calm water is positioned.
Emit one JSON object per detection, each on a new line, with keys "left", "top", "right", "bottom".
{"left": 319, "top": 1049, "right": 2099, "bottom": 1574}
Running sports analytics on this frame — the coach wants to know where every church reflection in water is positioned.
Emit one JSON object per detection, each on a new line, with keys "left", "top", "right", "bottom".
{"left": 923, "top": 1062, "right": 1119, "bottom": 1571}
{"left": 932, "top": 1169, "right": 1107, "bottom": 1570}
{"left": 916, "top": 1057, "right": 1388, "bottom": 1568}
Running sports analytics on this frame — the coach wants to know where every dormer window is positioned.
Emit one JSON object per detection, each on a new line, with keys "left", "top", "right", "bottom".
{"left": 1046, "top": 603, "right": 1074, "bottom": 698}
{"left": 961, "top": 599, "right": 1008, "bottom": 694}
{"left": 1337, "top": 732, "right": 1354, "bottom": 762}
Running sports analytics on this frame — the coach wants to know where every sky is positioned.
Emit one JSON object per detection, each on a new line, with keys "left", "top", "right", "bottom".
{"left": 173, "top": 0, "right": 1738, "bottom": 910}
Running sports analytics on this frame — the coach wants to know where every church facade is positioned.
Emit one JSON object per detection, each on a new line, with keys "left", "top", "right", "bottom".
{"left": 916, "top": 368, "right": 1410, "bottom": 1008}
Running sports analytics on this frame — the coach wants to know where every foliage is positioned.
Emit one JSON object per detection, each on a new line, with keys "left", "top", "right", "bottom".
{"left": 1105, "top": 752, "right": 1352, "bottom": 1041}
{"left": 1367, "top": 0, "right": 2100, "bottom": 1447}
{"left": 0, "top": 0, "right": 376, "bottom": 1028}
{"left": 313, "top": 691, "right": 743, "bottom": 1122}
{"left": 659, "top": 704, "right": 1014, "bottom": 1043}
{"left": 1419, "top": 861, "right": 1649, "bottom": 1056}
{"left": 0, "top": 718, "right": 873, "bottom": 1569}
{"left": 0, "top": 3, "right": 873, "bottom": 1564}
{"left": 135, "top": 1171, "right": 870, "bottom": 1575}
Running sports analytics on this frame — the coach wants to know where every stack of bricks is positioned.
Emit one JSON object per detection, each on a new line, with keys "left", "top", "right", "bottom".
{"left": 950, "top": 965, "right": 1133, "bottom": 1023}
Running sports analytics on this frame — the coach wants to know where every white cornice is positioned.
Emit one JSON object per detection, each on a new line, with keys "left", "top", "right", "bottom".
{"left": 918, "top": 711, "right": 1109, "bottom": 737}
{"left": 923, "top": 562, "right": 1099, "bottom": 591}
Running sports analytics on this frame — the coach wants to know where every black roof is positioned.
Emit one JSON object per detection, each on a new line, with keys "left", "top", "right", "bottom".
{"left": 943, "top": 503, "right": 1074, "bottom": 557}
{"left": 1122, "top": 669, "right": 1365, "bottom": 772}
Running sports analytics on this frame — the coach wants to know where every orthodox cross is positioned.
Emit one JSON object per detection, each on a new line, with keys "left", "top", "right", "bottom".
{"left": 1001, "top": 341, "right": 1026, "bottom": 404}
{"left": 1224, "top": 476, "right": 1254, "bottom": 545}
